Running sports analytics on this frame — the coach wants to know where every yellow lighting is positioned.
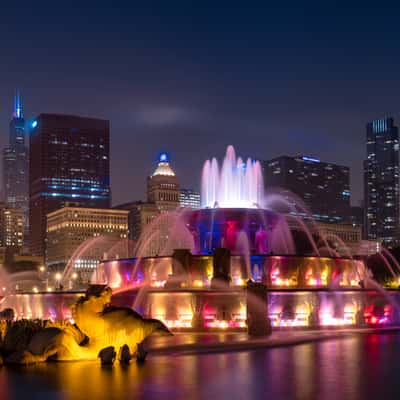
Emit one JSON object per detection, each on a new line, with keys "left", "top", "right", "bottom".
{"left": 192, "top": 280, "right": 204, "bottom": 288}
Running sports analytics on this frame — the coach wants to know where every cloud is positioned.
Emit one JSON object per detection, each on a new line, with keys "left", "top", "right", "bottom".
{"left": 133, "top": 105, "right": 199, "bottom": 126}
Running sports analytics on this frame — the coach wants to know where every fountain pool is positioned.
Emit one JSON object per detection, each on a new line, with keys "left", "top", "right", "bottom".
{"left": 1, "top": 146, "right": 399, "bottom": 334}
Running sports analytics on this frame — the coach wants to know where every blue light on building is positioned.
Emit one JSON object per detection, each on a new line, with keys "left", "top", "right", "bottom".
{"left": 41, "top": 192, "right": 108, "bottom": 200}
{"left": 302, "top": 156, "right": 320, "bottom": 163}
{"left": 372, "top": 118, "right": 388, "bottom": 134}
{"left": 31, "top": 120, "right": 38, "bottom": 128}
{"left": 158, "top": 152, "right": 169, "bottom": 162}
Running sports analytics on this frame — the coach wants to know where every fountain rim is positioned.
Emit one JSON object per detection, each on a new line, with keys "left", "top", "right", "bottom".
{"left": 100, "top": 253, "right": 360, "bottom": 263}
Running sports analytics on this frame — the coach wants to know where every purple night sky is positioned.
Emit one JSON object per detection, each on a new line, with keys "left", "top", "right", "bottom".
{"left": 2, "top": 1, "right": 400, "bottom": 206}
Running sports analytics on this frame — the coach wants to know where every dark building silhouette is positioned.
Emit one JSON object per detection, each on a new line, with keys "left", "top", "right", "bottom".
{"left": 350, "top": 205, "right": 364, "bottom": 230}
{"left": 116, "top": 200, "right": 159, "bottom": 242}
{"left": 29, "top": 114, "right": 110, "bottom": 256}
{"left": 364, "top": 117, "right": 399, "bottom": 246}
{"left": 2, "top": 92, "right": 29, "bottom": 242}
{"left": 263, "top": 155, "right": 351, "bottom": 223}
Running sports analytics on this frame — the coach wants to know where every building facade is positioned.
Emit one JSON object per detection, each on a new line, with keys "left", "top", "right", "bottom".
{"left": 364, "top": 117, "right": 399, "bottom": 247}
{"left": 0, "top": 202, "right": 24, "bottom": 250}
{"left": 2, "top": 92, "right": 29, "bottom": 238}
{"left": 263, "top": 156, "right": 351, "bottom": 223}
{"left": 46, "top": 207, "right": 128, "bottom": 280}
{"left": 180, "top": 189, "right": 201, "bottom": 209}
{"left": 115, "top": 153, "right": 181, "bottom": 257}
{"left": 314, "top": 221, "right": 362, "bottom": 253}
{"left": 29, "top": 114, "right": 111, "bottom": 256}
{"left": 147, "top": 153, "right": 180, "bottom": 211}
{"left": 116, "top": 201, "right": 159, "bottom": 242}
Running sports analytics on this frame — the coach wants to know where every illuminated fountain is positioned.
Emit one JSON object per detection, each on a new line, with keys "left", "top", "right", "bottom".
{"left": 2, "top": 146, "right": 400, "bottom": 332}
{"left": 87, "top": 146, "right": 400, "bottom": 332}
{"left": 201, "top": 145, "right": 264, "bottom": 208}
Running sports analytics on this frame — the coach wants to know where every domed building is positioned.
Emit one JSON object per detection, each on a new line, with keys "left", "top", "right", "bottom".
{"left": 117, "top": 153, "right": 181, "bottom": 256}
{"left": 147, "top": 153, "right": 180, "bottom": 212}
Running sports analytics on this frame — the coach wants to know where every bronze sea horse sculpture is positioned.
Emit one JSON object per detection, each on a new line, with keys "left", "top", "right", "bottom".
{"left": 3, "top": 285, "right": 172, "bottom": 364}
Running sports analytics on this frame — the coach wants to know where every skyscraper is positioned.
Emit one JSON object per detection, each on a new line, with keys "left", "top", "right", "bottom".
{"left": 115, "top": 152, "right": 180, "bottom": 257}
{"left": 147, "top": 153, "right": 180, "bottom": 211}
{"left": 29, "top": 114, "right": 111, "bottom": 256}
{"left": 2, "top": 92, "right": 29, "bottom": 237}
{"left": 364, "top": 117, "right": 399, "bottom": 246}
{"left": 263, "top": 155, "right": 351, "bottom": 223}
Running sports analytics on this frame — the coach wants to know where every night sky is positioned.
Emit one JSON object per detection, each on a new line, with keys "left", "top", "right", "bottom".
{"left": 1, "top": 1, "right": 400, "bottom": 206}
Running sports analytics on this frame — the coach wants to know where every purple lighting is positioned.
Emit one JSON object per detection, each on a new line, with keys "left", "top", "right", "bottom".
{"left": 201, "top": 145, "right": 264, "bottom": 208}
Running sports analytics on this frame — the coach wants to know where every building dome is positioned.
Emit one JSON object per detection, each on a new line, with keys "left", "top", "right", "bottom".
{"left": 152, "top": 153, "right": 176, "bottom": 177}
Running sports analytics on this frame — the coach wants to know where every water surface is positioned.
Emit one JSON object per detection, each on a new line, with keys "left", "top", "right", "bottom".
{"left": 1, "top": 333, "right": 399, "bottom": 400}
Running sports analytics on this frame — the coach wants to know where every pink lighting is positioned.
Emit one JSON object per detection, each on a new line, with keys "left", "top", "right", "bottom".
{"left": 364, "top": 305, "right": 392, "bottom": 325}
{"left": 201, "top": 145, "right": 264, "bottom": 208}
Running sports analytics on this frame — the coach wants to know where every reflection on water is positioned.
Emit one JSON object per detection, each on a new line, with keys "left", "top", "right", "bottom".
{"left": 1, "top": 334, "right": 400, "bottom": 400}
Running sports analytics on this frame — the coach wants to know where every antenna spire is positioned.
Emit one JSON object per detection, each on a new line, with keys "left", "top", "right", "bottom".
{"left": 13, "top": 90, "right": 23, "bottom": 119}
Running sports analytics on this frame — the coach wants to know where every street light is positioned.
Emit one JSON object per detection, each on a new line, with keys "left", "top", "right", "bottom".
{"left": 69, "top": 272, "right": 78, "bottom": 290}
{"left": 55, "top": 273, "right": 62, "bottom": 290}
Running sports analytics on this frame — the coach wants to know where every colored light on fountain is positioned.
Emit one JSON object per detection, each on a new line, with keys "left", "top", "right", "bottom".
{"left": 165, "top": 312, "right": 193, "bottom": 329}
{"left": 307, "top": 277, "right": 319, "bottom": 286}
{"left": 364, "top": 304, "right": 392, "bottom": 325}
{"left": 269, "top": 304, "right": 310, "bottom": 327}
{"left": 204, "top": 319, "right": 245, "bottom": 329}
{"left": 319, "top": 314, "right": 347, "bottom": 326}
{"left": 232, "top": 275, "right": 245, "bottom": 286}
{"left": 319, "top": 304, "right": 357, "bottom": 326}
{"left": 151, "top": 280, "right": 166, "bottom": 288}
{"left": 166, "top": 320, "right": 193, "bottom": 328}
{"left": 201, "top": 145, "right": 264, "bottom": 208}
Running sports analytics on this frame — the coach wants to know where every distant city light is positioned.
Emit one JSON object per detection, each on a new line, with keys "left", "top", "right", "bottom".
{"left": 31, "top": 120, "right": 38, "bottom": 128}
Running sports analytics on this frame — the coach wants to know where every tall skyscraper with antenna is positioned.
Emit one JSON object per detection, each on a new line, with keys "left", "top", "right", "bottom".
{"left": 2, "top": 91, "right": 29, "bottom": 245}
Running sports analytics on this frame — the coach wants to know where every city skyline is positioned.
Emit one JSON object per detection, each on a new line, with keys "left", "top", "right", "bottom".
{"left": 3, "top": 3, "right": 400, "bottom": 206}
{"left": 0, "top": 89, "right": 390, "bottom": 207}
{"left": 2, "top": 4, "right": 400, "bottom": 396}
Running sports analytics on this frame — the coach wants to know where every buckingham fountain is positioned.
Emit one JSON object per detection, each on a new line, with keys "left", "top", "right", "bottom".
{"left": 1, "top": 146, "right": 400, "bottom": 333}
